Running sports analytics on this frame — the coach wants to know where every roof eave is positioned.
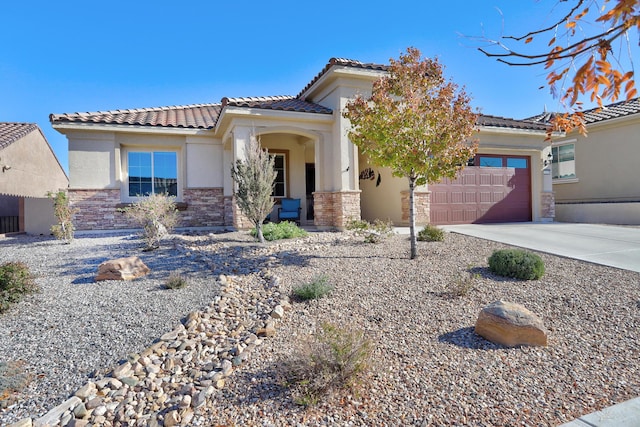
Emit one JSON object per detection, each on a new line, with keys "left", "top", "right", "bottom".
{"left": 51, "top": 121, "right": 214, "bottom": 136}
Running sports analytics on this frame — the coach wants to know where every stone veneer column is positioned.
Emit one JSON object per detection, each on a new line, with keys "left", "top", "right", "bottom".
{"left": 540, "top": 191, "right": 555, "bottom": 221}
{"left": 181, "top": 188, "right": 225, "bottom": 227}
{"left": 401, "top": 191, "right": 430, "bottom": 226}
{"left": 224, "top": 195, "right": 253, "bottom": 229}
{"left": 69, "top": 189, "right": 135, "bottom": 230}
{"left": 313, "top": 191, "right": 361, "bottom": 228}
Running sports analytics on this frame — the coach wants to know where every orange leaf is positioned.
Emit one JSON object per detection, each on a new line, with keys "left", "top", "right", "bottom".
{"left": 525, "top": 36, "right": 533, "bottom": 44}
{"left": 548, "top": 37, "right": 556, "bottom": 46}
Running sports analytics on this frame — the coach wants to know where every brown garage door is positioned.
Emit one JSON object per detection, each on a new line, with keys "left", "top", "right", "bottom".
{"left": 430, "top": 155, "right": 531, "bottom": 225}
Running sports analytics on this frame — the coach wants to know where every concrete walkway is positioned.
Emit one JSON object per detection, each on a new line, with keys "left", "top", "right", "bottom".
{"left": 441, "top": 222, "right": 640, "bottom": 273}
{"left": 438, "top": 222, "right": 640, "bottom": 426}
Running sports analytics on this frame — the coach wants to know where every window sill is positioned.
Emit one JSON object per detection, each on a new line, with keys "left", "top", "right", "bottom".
{"left": 552, "top": 178, "right": 579, "bottom": 184}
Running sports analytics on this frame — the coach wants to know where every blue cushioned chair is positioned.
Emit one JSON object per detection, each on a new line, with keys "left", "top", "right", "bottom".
{"left": 278, "top": 198, "right": 302, "bottom": 224}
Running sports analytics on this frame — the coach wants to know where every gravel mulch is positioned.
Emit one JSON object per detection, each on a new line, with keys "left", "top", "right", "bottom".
{"left": 1, "top": 230, "right": 639, "bottom": 426}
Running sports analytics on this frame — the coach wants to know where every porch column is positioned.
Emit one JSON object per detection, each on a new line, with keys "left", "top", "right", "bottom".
{"left": 313, "top": 190, "right": 361, "bottom": 229}
{"left": 540, "top": 148, "right": 555, "bottom": 222}
{"left": 226, "top": 127, "right": 253, "bottom": 229}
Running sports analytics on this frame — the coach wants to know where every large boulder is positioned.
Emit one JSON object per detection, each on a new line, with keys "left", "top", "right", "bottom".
{"left": 95, "top": 256, "right": 150, "bottom": 281}
{"left": 475, "top": 300, "right": 547, "bottom": 347}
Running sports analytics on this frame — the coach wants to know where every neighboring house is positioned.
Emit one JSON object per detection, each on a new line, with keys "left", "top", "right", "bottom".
{"left": 531, "top": 98, "right": 640, "bottom": 224}
{"left": 0, "top": 123, "right": 69, "bottom": 234}
{"left": 50, "top": 58, "right": 555, "bottom": 231}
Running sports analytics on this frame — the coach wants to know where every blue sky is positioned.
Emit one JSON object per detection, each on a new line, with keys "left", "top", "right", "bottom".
{"left": 2, "top": 1, "right": 635, "bottom": 173}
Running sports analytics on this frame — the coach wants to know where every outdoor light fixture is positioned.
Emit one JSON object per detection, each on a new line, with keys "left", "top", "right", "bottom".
{"left": 543, "top": 152, "right": 553, "bottom": 167}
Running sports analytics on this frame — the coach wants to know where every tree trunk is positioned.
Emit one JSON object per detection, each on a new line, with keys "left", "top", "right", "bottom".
{"left": 409, "top": 174, "right": 417, "bottom": 259}
{"left": 256, "top": 221, "right": 265, "bottom": 243}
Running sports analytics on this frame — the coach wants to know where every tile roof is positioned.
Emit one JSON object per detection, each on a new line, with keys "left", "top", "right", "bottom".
{"left": 50, "top": 104, "right": 222, "bottom": 129}
{"left": 582, "top": 97, "right": 640, "bottom": 123}
{"left": 221, "top": 95, "right": 332, "bottom": 114}
{"left": 297, "top": 57, "right": 388, "bottom": 99}
{"left": 525, "top": 97, "right": 640, "bottom": 125}
{"left": 0, "top": 122, "right": 39, "bottom": 150}
{"left": 477, "top": 114, "right": 549, "bottom": 131}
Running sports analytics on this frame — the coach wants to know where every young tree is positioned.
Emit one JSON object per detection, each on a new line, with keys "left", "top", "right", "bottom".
{"left": 47, "top": 190, "right": 77, "bottom": 243}
{"left": 343, "top": 47, "right": 478, "bottom": 259}
{"left": 231, "top": 133, "right": 277, "bottom": 243}
{"left": 477, "top": 0, "right": 638, "bottom": 135}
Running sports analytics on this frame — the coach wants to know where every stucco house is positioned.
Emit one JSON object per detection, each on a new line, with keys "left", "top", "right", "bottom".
{"left": 0, "top": 122, "right": 69, "bottom": 234}
{"left": 532, "top": 97, "right": 640, "bottom": 224}
{"left": 50, "top": 58, "right": 555, "bottom": 231}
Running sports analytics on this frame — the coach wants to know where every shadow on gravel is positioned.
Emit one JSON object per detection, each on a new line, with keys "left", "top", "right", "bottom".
{"left": 229, "top": 364, "right": 290, "bottom": 408}
{"left": 438, "top": 327, "right": 504, "bottom": 350}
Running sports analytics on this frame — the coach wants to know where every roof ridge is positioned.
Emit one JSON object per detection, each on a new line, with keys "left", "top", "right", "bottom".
{"left": 51, "top": 103, "right": 222, "bottom": 119}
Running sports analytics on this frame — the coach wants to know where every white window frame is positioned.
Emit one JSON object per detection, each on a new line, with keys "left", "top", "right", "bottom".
{"left": 551, "top": 140, "right": 578, "bottom": 183}
{"left": 122, "top": 148, "right": 181, "bottom": 202}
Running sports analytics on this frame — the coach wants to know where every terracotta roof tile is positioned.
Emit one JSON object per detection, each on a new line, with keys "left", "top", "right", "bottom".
{"left": 50, "top": 104, "right": 222, "bottom": 129}
{"left": 297, "top": 58, "right": 388, "bottom": 99}
{"left": 477, "top": 114, "right": 549, "bottom": 131}
{"left": 221, "top": 95, "right": 332, "bottom": 114}
{"left": 0, "top": 122, "right": 39, "bottom": 150}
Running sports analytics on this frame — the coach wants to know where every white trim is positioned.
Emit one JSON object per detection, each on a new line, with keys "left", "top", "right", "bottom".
{"left": 553, "top": 177, "right": 579, "bottom": 184}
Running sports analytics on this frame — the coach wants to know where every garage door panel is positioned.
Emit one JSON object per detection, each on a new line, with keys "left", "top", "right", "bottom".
{"left": 430, "top": 156, "right": 531, "bottom": 225}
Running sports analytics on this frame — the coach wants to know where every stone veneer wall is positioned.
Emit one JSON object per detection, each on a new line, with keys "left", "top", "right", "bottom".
{"left": 224, "top": 196, "right": 253, "bottom": 229}
{"left": 69, "top": 189, "right": 135, "bottom": 230}
{"left": 181, "top": 188, "right": 225, "bottom": 227}
{"left": 540, "top": 191, "right": 555, "bottom": 220}
{"left": 401, "top": 191, "right": 430, "bottom": 225}
{"left": 70, "top": 188, "right": 227, "bottom": 231}
{"left": 313, "top": 191, "right": 361, "bottom": 228}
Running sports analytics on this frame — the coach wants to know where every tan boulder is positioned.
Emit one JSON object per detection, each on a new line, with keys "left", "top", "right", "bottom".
{"left": 95, "top": 256, "right": 150, "bottom": 281}
{"left": 475, "top": 300, "right": 547, "bottom": 347}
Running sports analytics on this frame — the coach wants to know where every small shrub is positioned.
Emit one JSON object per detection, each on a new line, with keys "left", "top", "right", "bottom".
{"left": 346, "top": 218, "right": 394, "bottom": 243}
{"left": 417, "top": 224, "right": 444, "bottom": 242}
{"left": 0, "top": 262, "right": 39, "bottom": 313}
{"left": 446, "top": 271, "right": 479, "bottom": 298}
{"left": 488, "top": 249, "right": 545, "bottom": 280}
{"left": 283, "top": 323, "right": 372, "bottom": 406}
{"left": 251, "top": 221, "right": 308, "bottom": 241}
{"left": 47, "top": 190, "right": 77, "bottom": 243}
{"left": 165, "top": 272, "right": 188, "bottom": 289}
{"left": 293, "top": 275, "right": 333, "bottom": 300}
{"left": 124, "top": 193, "right": 179, "bottom": 250}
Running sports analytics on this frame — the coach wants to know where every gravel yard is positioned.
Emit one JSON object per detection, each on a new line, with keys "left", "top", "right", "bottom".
{"left": 1, "top": 229, "right": 639, "bottom": 426}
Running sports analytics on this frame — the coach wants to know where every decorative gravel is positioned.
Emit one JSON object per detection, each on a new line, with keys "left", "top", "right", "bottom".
{"left": 1, "top": 230, "right": 639, "bottom": 426}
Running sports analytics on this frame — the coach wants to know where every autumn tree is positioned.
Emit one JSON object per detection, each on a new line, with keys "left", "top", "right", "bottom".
{"left": 343, "top": 47, "right": 478, "bottom": 259}
{"left": 478, "top": 0, "right": 638, "bottom": 135}
{"left": 231, "top": 133, "right": 277, "bottom": 243}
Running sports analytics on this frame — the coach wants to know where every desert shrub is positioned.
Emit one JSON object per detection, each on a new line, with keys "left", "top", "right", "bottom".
{"left": 165, "top": 272, "right": 188, "bottom": 289}
{"left": 283, "top": 323, "right": 372, "bottom": 406}
{"left": 47, "top": 190, "right": 77, "bottom": 243}
{"left": 251, "top": 221, "right": 307, "bottom": 241}
{"left": 488, "top": 249, "right": 545, "bottom": 280}
{"left": 0, "top": 262, "right": 39, "bottom": 313}
{"left": 446, "top": 270, "right": 479, "bottom": 298}
{"left": 346, "top": 218, "right": 394, "bottom": 243}
{"left": 293, "top": 275, "right": 333, "bottom": 300}
{"left": 417, "top": 224, "right": 444, "bottom": 242}
{"left": 124, "top": 193, "right": 179, "bottom": 250}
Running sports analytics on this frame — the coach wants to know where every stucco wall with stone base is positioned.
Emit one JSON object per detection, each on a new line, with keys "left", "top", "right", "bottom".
{"left": 224, "top": 196, "right": 254, "bottom": 229}
{"left": 401, "top": 191, "right": 430, "bottom": 226}
{"left": 181, "top": 188, "right": 225, "bottom": 227}
{"left": 313, "top": 191, "right": 361, "bottom": 229}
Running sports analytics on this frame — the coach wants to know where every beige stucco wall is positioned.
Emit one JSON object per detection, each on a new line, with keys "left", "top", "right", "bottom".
{"left": 0, "top": 129, "right": 68, "bottom": 197}
{"left": 64, "top": 128, "right": 222, "bottom": 202}
{"left": 553, "top": 116, "right": 640, "bottom": 203}
{"left": 24, "top": 197, "right": 57, "bottom": 235}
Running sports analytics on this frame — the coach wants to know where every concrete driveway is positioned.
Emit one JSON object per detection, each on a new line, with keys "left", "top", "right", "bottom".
{"left": 441, "top": 222, "right": 640, "bottom": 273}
